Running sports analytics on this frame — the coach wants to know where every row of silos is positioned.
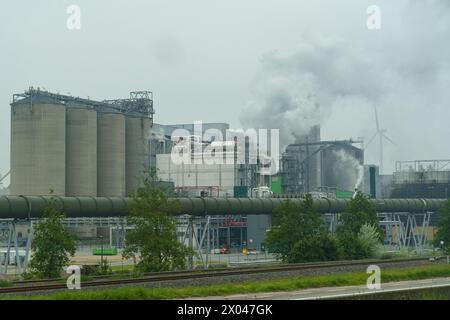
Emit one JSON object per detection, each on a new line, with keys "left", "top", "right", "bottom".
{"left": 10, "top": 90, "right": 151, "bottom": 197}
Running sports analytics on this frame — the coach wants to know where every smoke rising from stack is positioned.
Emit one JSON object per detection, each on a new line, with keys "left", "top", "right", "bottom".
{"left": 333, "top": 150, "right": 364, "bottom": 191}
{"left": 241, "top": 0, "right": 450, "bottom": 172}
{"left": 240, "top": 35, "right": 386, "bottom": 151}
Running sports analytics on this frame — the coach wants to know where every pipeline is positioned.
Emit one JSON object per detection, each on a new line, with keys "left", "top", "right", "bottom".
{"left": 0, "top": 196, "right": 446, "bottom": 219}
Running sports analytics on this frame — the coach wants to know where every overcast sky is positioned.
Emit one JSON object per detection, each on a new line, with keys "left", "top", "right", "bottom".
{"left": 1, "top": 0, "right": 449, "bottom": 181}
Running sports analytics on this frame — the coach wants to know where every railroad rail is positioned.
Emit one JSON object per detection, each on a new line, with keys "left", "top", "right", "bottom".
{"left": 1, "top": 257, "right": 433, "bottom": 294}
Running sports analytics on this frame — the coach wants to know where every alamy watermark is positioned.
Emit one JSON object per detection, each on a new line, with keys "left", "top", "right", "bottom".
{"left": 66, "top": 5, "right": 81, "bottom": 30}
{"left": 367, "top": 5, "right": 381, "bottom": 30}
{"left": 366, "top": 264, "right": 381, "bottom": 290}
{"left": 64, "top": 5, "right": 381, "bottom": 32}
{"left": 170, "top": 121, "right": 280, "bottom": 175}
{"left": 66, "top": 265, "right": 81, "bottom": 290}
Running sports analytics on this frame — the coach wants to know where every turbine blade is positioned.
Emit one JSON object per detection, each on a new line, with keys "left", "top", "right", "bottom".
{"left": 365, "top": 132, "right": 379, "bottom": 149}
{"left": 374, "top": 105, "right": 380, "bottom": 131}
{"left": 382, "top": 133, "right": 395, "bottom": 145}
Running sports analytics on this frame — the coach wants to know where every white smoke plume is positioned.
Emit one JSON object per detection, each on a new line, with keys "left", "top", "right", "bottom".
{"left": 240, "top": 35, "right": 386, "bottom": 151}
{"left": 241, "top": 0, "right": 450, "bottom": 172}
{"left": 334, "top": 150, "right": 364, "bottom": 191}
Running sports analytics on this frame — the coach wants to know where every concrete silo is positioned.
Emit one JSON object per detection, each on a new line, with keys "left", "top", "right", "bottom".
{"left": 66, "top": 105, "right": 97, "bottom": 196}
{"left": 126, "top": 115, "right": 151, "bottom": 195}
{"left": 97, "top": 111, "right": 126, "bottom": 196}
{"left": 10, "top": 95, "right": 66, "bottom": 196}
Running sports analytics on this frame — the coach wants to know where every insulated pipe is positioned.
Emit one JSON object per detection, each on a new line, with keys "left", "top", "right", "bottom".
{"left": 0, "top": 196, "right": 447, "bottom": 219}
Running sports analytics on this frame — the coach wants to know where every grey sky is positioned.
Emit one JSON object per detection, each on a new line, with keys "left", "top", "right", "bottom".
{"left": 1, "top": 0, "right": 449, "bottom": 180}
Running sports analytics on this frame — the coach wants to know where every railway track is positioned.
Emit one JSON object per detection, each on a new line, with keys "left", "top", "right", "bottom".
{"left": 1, "top": 257, "right": 433, "bottom": 294}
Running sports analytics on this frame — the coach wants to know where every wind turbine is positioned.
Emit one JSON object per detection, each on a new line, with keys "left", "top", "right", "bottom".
{"left": 365, "top": 105, "right": 395, "bottom": 174}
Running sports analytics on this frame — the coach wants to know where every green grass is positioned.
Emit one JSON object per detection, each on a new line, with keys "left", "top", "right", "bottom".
{"left": 7, "top": 263, "right": 450, "bottom": 300}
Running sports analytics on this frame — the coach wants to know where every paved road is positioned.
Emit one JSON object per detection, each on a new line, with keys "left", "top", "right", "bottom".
{"left": 191, "top": 277, "right": 450, "bottom": 300}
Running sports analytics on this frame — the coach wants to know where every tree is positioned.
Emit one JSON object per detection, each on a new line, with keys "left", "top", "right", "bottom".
{"left": 122, "top": 172, "right": 193, "bottom": 272}
{"left": 434, "top": 199, "right": 450, "bottom": 254}
{"left": 266, "top": 194, "right": 341, "bottom": 263}
{"left": 336, "top": 192, "right": 382, "bottom": 259}
{"left": 29, "top": 197, "right": 76, "bottom": 279}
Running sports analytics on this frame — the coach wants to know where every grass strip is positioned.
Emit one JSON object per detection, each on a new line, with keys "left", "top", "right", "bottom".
{"left": 6, "top": 263, "right": 450, "bottom": 300}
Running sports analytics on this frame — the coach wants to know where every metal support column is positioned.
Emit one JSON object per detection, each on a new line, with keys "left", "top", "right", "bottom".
{"left": 22, "top": 221, "right": 33, "bottom": 274}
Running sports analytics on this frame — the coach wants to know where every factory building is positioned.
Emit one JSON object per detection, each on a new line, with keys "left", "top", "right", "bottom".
{"left": 391, "top": 160, "right": 450, "bottom": 198}
{"left": 10, "top": 88, "right": 153, "bottom": 197}
{"left": 153, "top": 123, "right": 263, "bottom": 251}
{"left": 281, "top": 126, "right": 321, "bottom": 194}
{"left": 152, "top": 122, "right": 260, "bottom": 197}
{"left": 280, "top": 125, "right": 364, "bottom": 197}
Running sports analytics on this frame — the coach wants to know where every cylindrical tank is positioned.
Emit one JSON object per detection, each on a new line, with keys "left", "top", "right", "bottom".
{"left": 97, "top": 112, "right": 126, "bottom": 196}
{"left": 10, "top": 100, "right": 66, "bottom": 196}
{"left": 126, "top": 116, "right": 151, "bottom": 195}
{"left": 66, "top": 106, "right": 97, "bottom": 196}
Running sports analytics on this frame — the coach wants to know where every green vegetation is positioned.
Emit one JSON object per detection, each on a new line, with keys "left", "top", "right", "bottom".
{"left": 358, "top": 223, "right": 384, "bottom": 258}
{"left": 0, "top": 280, "right": 12, "bottom": 288}
{"left": 336, "top": 192, "right": 383, "bottom": 260}
{"left": 10, "top": 264, "right": 450, "bottom": 300}
{"left": 434, "top": 199, "right": 450, "bottom": 253}
{"left": 266, "top": 194, "right": 340, "bottom": 263}
{"left": 266, "top": 192, "right": 386, "bottom": 263}
{"left": 122, "top": 172, "right": 193, "bottom": 273}
{"left": 28, "top": 196, "right": 76, "bottom": 279}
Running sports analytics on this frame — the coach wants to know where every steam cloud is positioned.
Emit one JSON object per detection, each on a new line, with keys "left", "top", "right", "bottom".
{"left": 241, "top": 0, "right": 450, "bottom": 173}
{"left": 333, "top": 150, "right": 364, "bottom": 191}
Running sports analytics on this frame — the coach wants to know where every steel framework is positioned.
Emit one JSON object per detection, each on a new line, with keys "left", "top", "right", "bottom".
{"left": 395, "top": 160, "right": 450, "bottom": 172}
{"left": 12, "top": 87, "right": 154, "bottom": 120}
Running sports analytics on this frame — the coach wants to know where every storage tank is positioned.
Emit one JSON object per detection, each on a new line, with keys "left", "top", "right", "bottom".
{"left": 10, "top": 98, "right": 66, "bottom": 196}
{"left": 126, "top": 115, "right": 151, "bottom": 195}
{"left": 66, "top": 106, "right": 97, "bottom": 196}
{"left": 97, "top": 111, "right": 126, "bottom": 196}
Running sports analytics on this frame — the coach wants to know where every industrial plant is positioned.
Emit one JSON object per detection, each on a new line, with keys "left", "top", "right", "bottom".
{"left": 0, "top": 75, "right": 449, "bottom": 305}
{"left": 3, "top": 0, "right": 450, "bottom": 307}
{"left": 0, "top": 86, "right": 447, "bottom": 263}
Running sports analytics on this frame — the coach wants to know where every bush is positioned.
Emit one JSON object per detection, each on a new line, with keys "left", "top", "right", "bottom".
{"left": 336, "top": 192, "right": 382, "bottom": 260}
{"left": 266, "top": 195, "right": 341, "bottom": 263}
{"left": 358, "top": 223, "right": 383, "bottom": 258}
